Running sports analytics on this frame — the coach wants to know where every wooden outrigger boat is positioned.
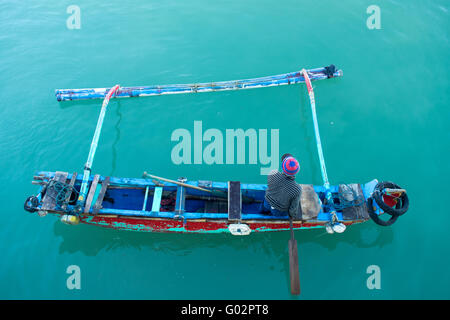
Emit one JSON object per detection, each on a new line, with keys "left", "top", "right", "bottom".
{"left": 28, "top": 171, "right": 381, "bottom": 234}
{"left": 25, "top": 65, "right": 409, "bottom": 233}
{"left": 25, "top": 65, "right": 409, "bottom": 294}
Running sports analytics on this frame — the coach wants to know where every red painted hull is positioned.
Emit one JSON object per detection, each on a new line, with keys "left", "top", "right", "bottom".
{"left": 79, "top": 214, "right": 364, "bottom": 233}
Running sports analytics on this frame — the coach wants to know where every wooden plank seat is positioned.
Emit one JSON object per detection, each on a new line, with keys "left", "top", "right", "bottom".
{"left": 84, "top": 174, "right": 100, "bottom": 214}
{"left": 228, "top": 181, "right": 241, "bottom": 222}
{"left": 92, "top": 177, "right": 110, "bottom": 215}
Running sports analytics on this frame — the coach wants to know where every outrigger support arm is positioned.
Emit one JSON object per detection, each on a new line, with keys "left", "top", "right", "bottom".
{"left": 77, "top": 85, "right": 120, "bottom": 207}
{"left": 301, "top": 70, "right": 345, "bottom": 234}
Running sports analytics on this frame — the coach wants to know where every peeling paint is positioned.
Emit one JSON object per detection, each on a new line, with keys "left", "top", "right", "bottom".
{"left": 76, "top": 213, "right": 362, "bottom": 234}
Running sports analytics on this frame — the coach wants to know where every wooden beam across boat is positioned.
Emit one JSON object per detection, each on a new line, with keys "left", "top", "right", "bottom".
{"left": 65, "top": 172, "right": 77, "bottom": 198}
{"left": 228, "top": 181, "right": 242, "bottom": 222}
{"left": 84, "top": 174, "right": 100, "bottom": 214}
{"left": 93, "top": 176, "right": 110, "bottom": 215}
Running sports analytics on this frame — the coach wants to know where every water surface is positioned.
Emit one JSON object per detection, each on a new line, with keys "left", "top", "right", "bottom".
{"left": 0, "top": 0, "right": 449, "bottom": 299}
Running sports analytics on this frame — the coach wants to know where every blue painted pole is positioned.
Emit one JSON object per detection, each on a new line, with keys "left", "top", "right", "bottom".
{"left": 78, "top": 85, "right": 120, "bottom": 205}
{"left": 301, "top": 70, "right": 344, "bottom": 233}
{"left": 55, "top": 67, "right": 343, "bottom": 101}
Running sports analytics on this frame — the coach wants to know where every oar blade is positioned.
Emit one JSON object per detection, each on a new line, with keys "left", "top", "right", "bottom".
{"left": 288, "top": 238, "right": 300, "bottom": 295}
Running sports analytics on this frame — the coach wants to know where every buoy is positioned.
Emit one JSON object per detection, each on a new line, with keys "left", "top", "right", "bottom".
{"left": 61, "top": 214, "right": 80, "bottom": 225}
{"left": 38, "top": 210, "right": 48, "bottom": 217}
{"left": 331, "top": 222, "right": 346, "bottom": 233}
{"left": 228, "top": 223, "right": 251, "bottom": 236}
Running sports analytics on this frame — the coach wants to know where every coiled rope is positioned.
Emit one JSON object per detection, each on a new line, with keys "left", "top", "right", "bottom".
{"left": 334, "top": 184, "right": 365, "bottom": 210}
{"left": 321, "top": 184, "right": 365, "bottom": 213}
{"left": 45, "top": 179, "right": 78, "bottom": 211}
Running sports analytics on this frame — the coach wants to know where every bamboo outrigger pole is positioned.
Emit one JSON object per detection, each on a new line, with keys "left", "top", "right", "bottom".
{"left": 55, "top": 67, "right": 343, "bottom": 101}
{"left": 301, "top": 69, "right": 346, "bottom": 234}
{"left": 77, "top": 85, "right": 120, "bottom": 207}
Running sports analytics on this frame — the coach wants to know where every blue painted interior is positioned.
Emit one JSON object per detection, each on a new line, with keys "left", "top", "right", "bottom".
{"left": 37, "top": 171, "right": 377, "bottom": 221}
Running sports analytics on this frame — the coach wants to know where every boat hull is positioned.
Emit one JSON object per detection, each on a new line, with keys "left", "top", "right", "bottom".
{"left": 27, "top": 171, "right": 378, "bottom": 235}
{"left": 77, "top": 214, "right": 364, "bottom": 233}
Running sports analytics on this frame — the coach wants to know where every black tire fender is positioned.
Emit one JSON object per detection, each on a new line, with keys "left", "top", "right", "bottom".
{"left": 373, "top": 181, "right": 409, "bottom": 216}
{"left": 24, "top": 196, "right": 39, "bottom": 213}
{"left": 367, "top": 197, "right": 399, "bottom": 227}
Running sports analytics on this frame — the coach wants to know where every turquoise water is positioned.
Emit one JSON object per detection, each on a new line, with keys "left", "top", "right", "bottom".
{"left": 0, "top": 0, "right": 449, "bottom": 299}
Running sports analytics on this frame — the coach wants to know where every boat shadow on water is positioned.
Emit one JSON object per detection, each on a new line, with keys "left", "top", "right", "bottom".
{"left": 52, "top": 219, "right": 394, "bottom": 258}
{"left": 52, "top": 219, "right": 393, "bottom": 296}
{"left": 57, "top": 99, "right": 101, "bottom": 109}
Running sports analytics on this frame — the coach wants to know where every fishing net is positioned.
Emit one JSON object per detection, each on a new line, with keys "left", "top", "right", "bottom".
{"left": 44, "top": 179, "right": 78, "bottom": 211}
{"left": 333, "top": 184, "right": 365, "bottom": 211}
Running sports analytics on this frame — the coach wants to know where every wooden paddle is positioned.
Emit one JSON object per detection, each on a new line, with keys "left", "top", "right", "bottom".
{"left": 288, "top": 218, "right": 300, "bottom": 295}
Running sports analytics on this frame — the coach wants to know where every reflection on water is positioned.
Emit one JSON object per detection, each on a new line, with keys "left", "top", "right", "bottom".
{"left": 57, "top": 99, "right": 101, "bottom": 110}
{"left": 53, "top": 219, "right": 393, "bottom": 257}
{"left": 57, "top": 98, "right": 123, "bottom": 176}
{"left": 52, "top": 219, "right": 393, "bottom": 297}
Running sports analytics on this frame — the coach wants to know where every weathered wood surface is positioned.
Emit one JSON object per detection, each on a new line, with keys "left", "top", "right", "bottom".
{"left": 41, "top": 171, "right": 69, "bottom": 211}
{"left": 84, "top": 174, "right": 100, "bottom": 214}
{"left": 289, "top": 237, "right": 300, "bottom": 295}
{"left": 228, "top": 181, "right": 241, "bottom": 221}
{"left": 341, "top": 184, "right": 369, "bottom": 220}
{"left": 93, "top": 176, "right": 110, "bottom": 215}
{"left": 63, "top": 172, "right": 77, "bottom": 205}
{"left": 68, "top": 172, "right": 78, "bottom": 187}
{"left": 299, "top": 184, "right": 321, "bottom": 220}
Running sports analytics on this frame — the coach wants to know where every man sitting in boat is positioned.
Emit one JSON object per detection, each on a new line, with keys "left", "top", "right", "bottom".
{"left": 262, "top": 154, "right": 302, "bottom": 218}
